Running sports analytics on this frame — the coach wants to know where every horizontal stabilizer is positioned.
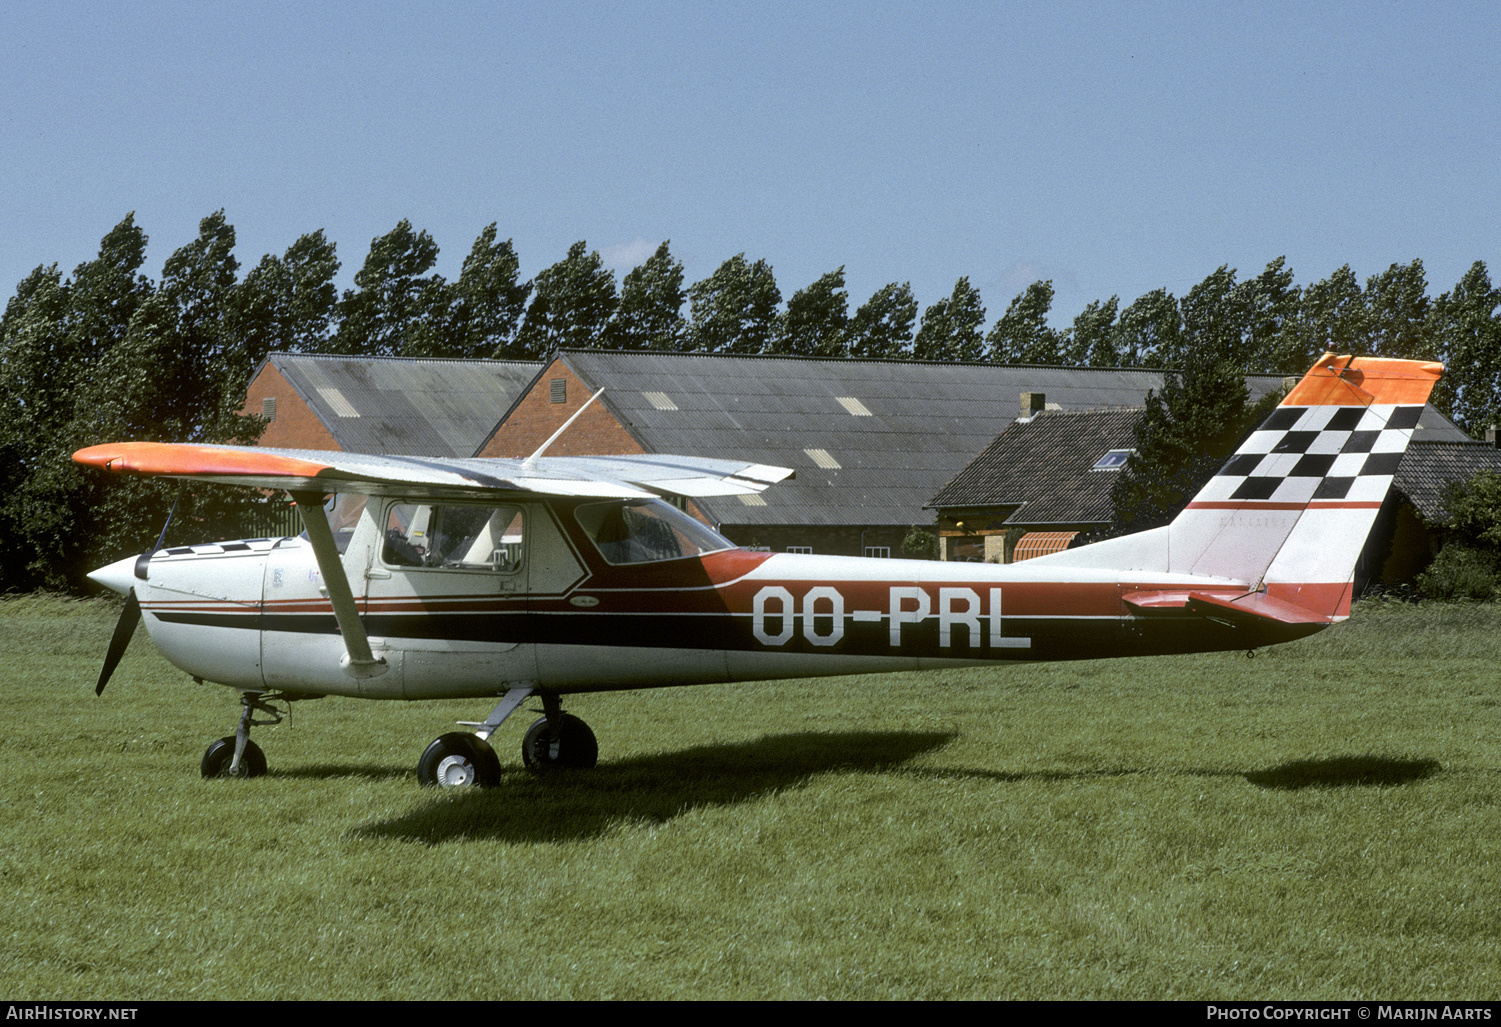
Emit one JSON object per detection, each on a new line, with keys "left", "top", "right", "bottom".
{"left": 1183, "top": 590, "right": 1331, "bottom": 626}
{"left": 1122, "top": 588, "right": 1331, "bottom": 629}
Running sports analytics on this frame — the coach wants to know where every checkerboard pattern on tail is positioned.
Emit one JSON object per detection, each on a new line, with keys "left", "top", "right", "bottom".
{"left": 1197, "top": 403, "right": 1425, "bottom": 507}
{"left": 1164, "top": 354, "right": 1442, "bottom": 619}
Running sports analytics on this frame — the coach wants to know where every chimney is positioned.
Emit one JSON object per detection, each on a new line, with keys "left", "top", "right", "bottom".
{"left": 1019, "top": 392, "right": 1046, "bottom": 419}
{"left": 1487, "top": 425, "right": 1500, "bottom": 449}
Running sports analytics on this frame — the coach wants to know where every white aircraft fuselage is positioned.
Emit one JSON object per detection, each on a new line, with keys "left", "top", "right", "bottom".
{"left": 75, "top": 352, "right": 1443, "bottom": 785}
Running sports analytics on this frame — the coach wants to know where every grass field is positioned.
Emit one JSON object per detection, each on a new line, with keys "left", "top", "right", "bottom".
{"left": 2, "top": 595, "right": 1498, "bottom": 1000}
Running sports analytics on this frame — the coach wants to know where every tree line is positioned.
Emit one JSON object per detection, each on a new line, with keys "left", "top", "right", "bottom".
{"left": 3, "top": 211, "right": 1499, "bottom": 591}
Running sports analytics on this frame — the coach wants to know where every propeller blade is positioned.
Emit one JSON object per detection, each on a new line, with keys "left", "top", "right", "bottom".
{"left": 96, "top": 588, "right": 141, "bottom": 696}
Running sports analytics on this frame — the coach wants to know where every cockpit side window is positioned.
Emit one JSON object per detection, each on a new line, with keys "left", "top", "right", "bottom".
{"left": 574, "top": 499, "right": 733, "bottom": 565}
{"left": 382, "top": 503, "right": 524, "bottom": 573}
{"left": 299, "top": 493, "right": 367, "bottom": 555}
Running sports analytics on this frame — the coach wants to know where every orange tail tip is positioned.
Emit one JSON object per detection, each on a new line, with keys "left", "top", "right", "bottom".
{"left": 1282, "top": 353, "right": 1444, "bottom": 408}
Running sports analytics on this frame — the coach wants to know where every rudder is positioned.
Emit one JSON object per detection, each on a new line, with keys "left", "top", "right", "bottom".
{"left": 1169, "top": 353, "right": 1442, "bottom": 619}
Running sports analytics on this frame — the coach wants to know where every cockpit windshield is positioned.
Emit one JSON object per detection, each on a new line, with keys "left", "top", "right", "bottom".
{"left": 574, "top": 499, "right": 734, "bottom": 565}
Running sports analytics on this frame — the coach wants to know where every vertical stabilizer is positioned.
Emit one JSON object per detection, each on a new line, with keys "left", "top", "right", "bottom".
{"left": 1169, "top": 354, "right": 1442, "bottom": 619}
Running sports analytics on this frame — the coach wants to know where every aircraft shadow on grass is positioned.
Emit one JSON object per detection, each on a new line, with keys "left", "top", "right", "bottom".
{"left": 350, "top": 729, "right": 956, "bottom": 845}
{"left": 1243, "top": 755, "right": 1442, "bottom": 790}
{"left": 343, "top": 743, "right": 1445, "bottom": 845}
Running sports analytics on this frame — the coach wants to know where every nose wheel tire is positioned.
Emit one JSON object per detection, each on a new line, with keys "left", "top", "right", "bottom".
{"left": 201, "top": 737, "right": 267, "bottom": 779}
{"left": 521, "top": 714, "right": 598, "bottom": 771}
{"left": 418, "top": 732, "right": 502, "bottom": 788}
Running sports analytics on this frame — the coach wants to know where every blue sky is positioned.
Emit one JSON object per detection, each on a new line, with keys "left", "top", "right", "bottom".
{"left": 3, "top": 0, "right": 1497, "bottom": 332}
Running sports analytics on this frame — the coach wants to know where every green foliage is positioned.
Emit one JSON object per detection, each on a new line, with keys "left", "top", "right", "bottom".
{"left": 846, "top": 282, "right": 917, "bottom": 359}
{"left": 1416, "top": 470, "right": 1501, "bottom": 602}
{"left": 1061, "top": 295, "right": 1119, "bottom": 366}
{"left": 899, "top": 524, "right": 938, "bottom": 560}
{"left": 1440, "top": 469, "right": 1501, "bottom": 551}
{"left": 1428, "top": 261, "right": 1501, "bottom": 436}
{"left": 9, "top": 209, "right": 1501, "bottom": 591}
{"left": 1114, "top": 287, "right": 1181, "bottom": 367}
{"left": 1361, "top": 259, "right": 1432, "bottom": 361}
{"left": 777, "top": 267, "right": 849, "bottom": 357}
{"left": 686, "top": 254, "right": 782, "bottom": 354}
{"left": 1234, "top": 256, "right": 1303, "bottom": 374}
{"left": 333, "top": 219, "right": 446, "bottom": 357}
{"left": 1414, "top": 545, "right": 1500, "bottom": 602}
{"left": 912, "top": 276, "right": 985, "bottom": 361}
{"left": 514, "top": 241, "right": 619, "bottom": 357}
{"left": 230, "top": 230, "right": 341, "bottom": 361}
{"left": 1280, "top": 264, "right": 1363, "bottom": 373}
{"left": 449, "top": 224, "right": 532, "bottom": 360}
{"left": 0, "top": 214, "right": 280, "bottom": 591}
{"left": 986, "top": 279, "right": 1061, "bottom": 364}
{"left": 609, "top": 241, "right": 685, "bottom": 352}
{"left": 1110, "top": 316, "right": 1274, "bottom": 532}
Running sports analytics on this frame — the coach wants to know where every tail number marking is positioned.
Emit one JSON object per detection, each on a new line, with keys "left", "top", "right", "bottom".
{"left": 752, "top": 585, "right": 1030, "bottom": 650}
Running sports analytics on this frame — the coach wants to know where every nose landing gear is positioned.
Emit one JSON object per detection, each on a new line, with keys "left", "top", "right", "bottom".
{"left": 200, "top": 691, "right": 284, "bottom": 779}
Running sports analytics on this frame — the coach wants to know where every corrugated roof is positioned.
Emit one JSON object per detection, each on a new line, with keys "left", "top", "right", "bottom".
{"left": 267, "top": 354, "right": 541, "bottom": 457}
{"left": 558, "top": 350, "right": 1287, "bottom": 529}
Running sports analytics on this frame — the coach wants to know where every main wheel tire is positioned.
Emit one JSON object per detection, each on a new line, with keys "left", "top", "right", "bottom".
{"left": 417, "top": 732, "right": 502, "bottom": 788}
{"left": 521, "top": 714, "right": 598, "bottom": 771}
{"left": 201, "top": 737, "right": 267, "bottom": 779}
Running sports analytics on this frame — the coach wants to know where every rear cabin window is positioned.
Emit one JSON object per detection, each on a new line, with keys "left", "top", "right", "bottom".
{"left": 574, "top": 499, "right": 733, "bottom": 565}
{"left": 382, "top": 503, "right": 523, "bottom": 573}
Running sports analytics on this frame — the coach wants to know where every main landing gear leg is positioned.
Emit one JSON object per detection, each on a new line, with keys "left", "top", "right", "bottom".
{"left": 416, "top": 686, "right": 600, "bottom": 786}
{"left": 417, "top": 685, "right": 534, "bottom": 789}
{"left": 521, "top": 693, "right": 598, "bottom": 772}
{"left": 201, "top": 691, "right": 281, "bottom": 779}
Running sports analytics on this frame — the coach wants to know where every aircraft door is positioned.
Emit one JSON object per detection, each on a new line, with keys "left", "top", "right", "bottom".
{"left": 366, "top": 500, "right": 537, "bottom": 699}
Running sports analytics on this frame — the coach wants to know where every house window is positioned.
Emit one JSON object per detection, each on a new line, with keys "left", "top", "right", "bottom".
{"left": 786, "top": 546, "right": 813, "bottom": 554}
{"left": 864, "top": 546, "right": 891, "bottom": 559}
{"left": 1091, "top": 449, "right": 1133, "bottom": 471}
{"left": 550, "top": 378, "right": 567, "bottom": 404}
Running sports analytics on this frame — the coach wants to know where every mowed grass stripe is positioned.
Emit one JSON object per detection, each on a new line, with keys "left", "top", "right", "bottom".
{"left": 1, "top": 595, "right": 1497, "bottom": 999}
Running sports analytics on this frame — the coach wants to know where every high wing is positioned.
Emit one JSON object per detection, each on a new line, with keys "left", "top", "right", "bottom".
{"left": 74, "top": 441, "right": 793, "bottom": 684}
{"left": 72, "top": 442, "right": 795, "bottom": 501}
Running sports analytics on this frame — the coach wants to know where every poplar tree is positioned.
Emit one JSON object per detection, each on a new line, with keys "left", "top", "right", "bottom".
{"left": 912, "top": 277, "right": 985, "bottom": 361}
{"left": 333, "top": 220, "right": 446, "bottom": 357}
{"left": 987, "top": 280, "right": 1061, "bottom": 364}
{"left": 514, "top": 241, "right": 618, "bottom": 357}
{"left": 608, "top": 241, "right": 686, "bottom": 352}
{"left": 846, "top": 282, "right": 917, "bottom": 359}
{"left": 777, "top": 267, "right": 849, "bottom": 357}
{"left": 685, "top": 254, "right": 781, "bottom": 354}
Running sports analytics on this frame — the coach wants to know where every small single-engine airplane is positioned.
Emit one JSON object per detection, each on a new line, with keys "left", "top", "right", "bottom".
{"left": 75, "top": 353, "right": 1441, "bottom": 787}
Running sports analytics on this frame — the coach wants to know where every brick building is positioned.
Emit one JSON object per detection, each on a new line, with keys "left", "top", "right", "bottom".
{"left": 243, "top": 353, "right": 540, "bottom": 455}
{"left": 928, "top": 386, "right": 1495, "bottom": 583}
{"left": 475, "top": 350, "right": 1287, "bottom": 557}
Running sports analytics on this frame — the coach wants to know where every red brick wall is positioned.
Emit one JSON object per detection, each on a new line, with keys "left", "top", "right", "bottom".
{"left": 240, "top": 363, "right": 342, "bottom": 451}
{"left": 475, "top": 358, "right": 642, "bottom": 459}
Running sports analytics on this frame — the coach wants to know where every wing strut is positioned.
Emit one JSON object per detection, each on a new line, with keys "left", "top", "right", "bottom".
{"left": 290, "top": 490, "right": 388, "bottom": 680}
{"left": 522, "top": 388, "right": 605, "bottom": 469}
